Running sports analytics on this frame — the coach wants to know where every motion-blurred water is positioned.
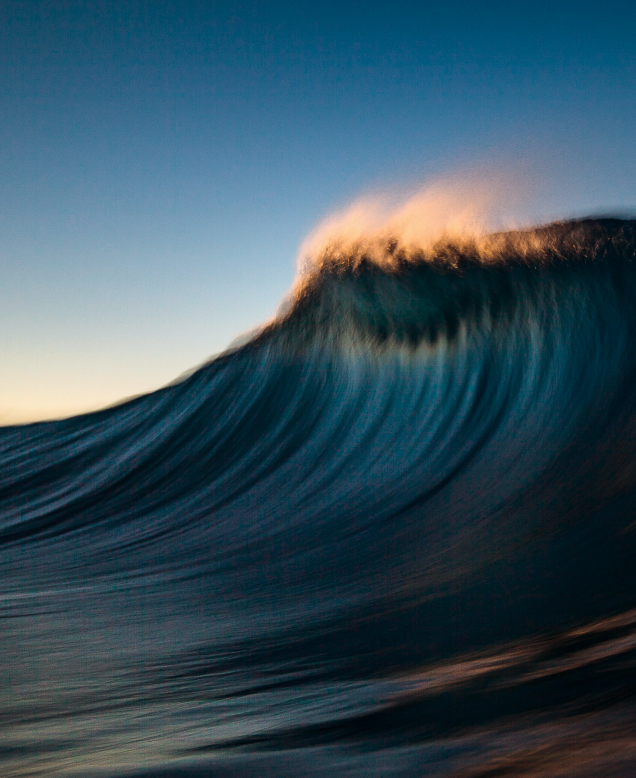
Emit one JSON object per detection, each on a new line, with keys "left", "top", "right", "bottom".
{"left": 3, "top": 218, "right": 636, "bottom": 777}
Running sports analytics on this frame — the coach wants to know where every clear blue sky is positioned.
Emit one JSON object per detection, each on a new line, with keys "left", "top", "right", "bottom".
{"left": 1, "top": 0, "right": 635, "bottom": 422}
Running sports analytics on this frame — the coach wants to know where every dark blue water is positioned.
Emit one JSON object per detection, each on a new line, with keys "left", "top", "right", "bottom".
{"left": 2, "top": 218, "right": 636, "bottom": 777}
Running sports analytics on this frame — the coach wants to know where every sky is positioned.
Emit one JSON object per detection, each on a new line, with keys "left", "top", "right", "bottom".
{"left": 1, "top": 0, "right": 635, "bottom": 423}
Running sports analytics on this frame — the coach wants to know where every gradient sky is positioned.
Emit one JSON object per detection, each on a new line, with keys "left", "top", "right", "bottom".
{"left": 1, "top": 0, "right": 635, "bottom": 422}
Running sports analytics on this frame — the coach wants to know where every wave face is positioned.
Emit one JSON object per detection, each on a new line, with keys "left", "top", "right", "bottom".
{"left": 3, "top": 218, "right": 636, "bottom": 777}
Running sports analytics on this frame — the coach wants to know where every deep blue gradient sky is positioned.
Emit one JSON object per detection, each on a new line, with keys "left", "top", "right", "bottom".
{"left": 2, "top": 0, "right": 635, "bottom": 421}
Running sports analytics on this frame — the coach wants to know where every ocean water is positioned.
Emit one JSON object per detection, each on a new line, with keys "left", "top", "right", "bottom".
{"left": 2, "top": 218, "right": 636, "bottom": 777}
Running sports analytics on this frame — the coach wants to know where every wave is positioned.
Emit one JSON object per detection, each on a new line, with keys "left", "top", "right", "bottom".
{"left": 2, "top": 217, "right": 636, "bottom": 777}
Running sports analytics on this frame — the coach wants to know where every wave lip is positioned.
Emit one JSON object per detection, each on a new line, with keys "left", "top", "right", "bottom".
{"left": 259, "top": 216, "right": 636, "bottom": 348}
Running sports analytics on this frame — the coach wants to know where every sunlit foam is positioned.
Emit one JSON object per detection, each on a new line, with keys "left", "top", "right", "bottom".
{"left": 296, "top": 173, "right": 526, "bottom": 277}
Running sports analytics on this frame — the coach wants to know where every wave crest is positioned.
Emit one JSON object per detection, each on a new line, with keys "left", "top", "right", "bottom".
{"left": 265, "top": 214, "right": 636, "bottom": 348}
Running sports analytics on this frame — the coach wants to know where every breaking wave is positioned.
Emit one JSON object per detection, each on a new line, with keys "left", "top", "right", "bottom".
{"left": 2, "top": 216, "right": 636, "bottom": 777}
